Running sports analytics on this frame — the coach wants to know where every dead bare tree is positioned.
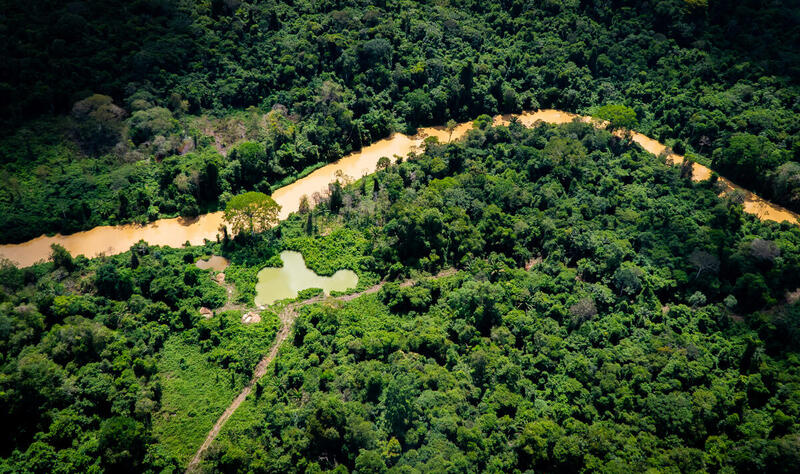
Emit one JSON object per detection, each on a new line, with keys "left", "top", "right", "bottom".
{"left": 569, "top": 297, "right": 598, "bottom": 327}
{"left": 680, "top": 157, "right": 693, "bottom": 180}
{"left": 689, "top": 249, "right": 720, "bottom": 278}
{"left": 750, "top": 238, "right": 780, "bottom": 261}
{"left": 726, "top": 189, "right": 746, "bottom": 206}
{"left": 298, "top": 194, "right": 310, "bottom": 214}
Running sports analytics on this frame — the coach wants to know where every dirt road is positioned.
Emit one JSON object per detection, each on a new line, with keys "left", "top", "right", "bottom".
{"left": 185, "top": 269, "right": 455, "bottom": 472}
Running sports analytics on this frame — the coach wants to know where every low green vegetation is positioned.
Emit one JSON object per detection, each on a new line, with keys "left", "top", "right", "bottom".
{"left": 200, "top": 121, "right": 800, "bottom": 472}
{"left": 297, "top": 287, "right": 325, "bottom": 300}
{"left": 5, "top": 119, "right": 798, "bottom": 472}
{"left": 225, "top": 263, "right": 263, "bottom": 305}
{"left": 154, "top": 309, "right": 280, "bottom": 464}
{"left": 153, "top": 335, "right": 242, "bottom": 465}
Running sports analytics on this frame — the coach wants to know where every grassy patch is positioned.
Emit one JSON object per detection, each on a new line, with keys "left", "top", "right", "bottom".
{"left": 270, "top": 162, "right": 328, "bottom": 193}
{"left": 152, "top": 309, "right": 280, "bottom": 465}
{"left": 152, "top": 335, "right": 242, "bottom": 466}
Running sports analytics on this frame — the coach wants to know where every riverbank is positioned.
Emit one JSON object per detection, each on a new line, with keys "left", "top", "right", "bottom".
{"left": 2, "top": 109, "right": 798, "bottom": 267}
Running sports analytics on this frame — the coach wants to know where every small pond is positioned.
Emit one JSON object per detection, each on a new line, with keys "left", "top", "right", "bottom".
{"left": 254, "top": 251, "right": 358, "bottom": 306}
{"left": 195, "top": 255, "right": 230, "bottom": 272}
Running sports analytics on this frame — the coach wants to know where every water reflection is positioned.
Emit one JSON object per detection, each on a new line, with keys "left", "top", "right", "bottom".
{"left": 254, "top": 251, "right": 358, "bottom": 306}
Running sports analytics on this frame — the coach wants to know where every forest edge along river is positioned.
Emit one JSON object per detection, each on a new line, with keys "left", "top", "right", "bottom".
{"left": 2, "top": 109, "right": 799, "bottom": 268}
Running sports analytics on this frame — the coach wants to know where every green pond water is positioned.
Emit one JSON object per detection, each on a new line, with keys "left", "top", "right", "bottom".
{"left": 254, "top": 251, "right": 358, "bottom": 306}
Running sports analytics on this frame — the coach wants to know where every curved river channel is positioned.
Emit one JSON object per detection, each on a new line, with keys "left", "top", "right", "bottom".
{"left": 2, "top": 109, "right": 798, "bottom": 267}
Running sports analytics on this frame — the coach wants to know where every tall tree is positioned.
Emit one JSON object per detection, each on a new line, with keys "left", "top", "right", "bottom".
{"left": 594, "top": 104, "right": 638, "bottom": 130}
{"left": 223, "top": 191, "right": 281, "bottom": 235}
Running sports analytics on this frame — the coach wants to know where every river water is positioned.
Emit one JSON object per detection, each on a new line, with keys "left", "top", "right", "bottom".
{"left": 2, "top": 109, "right": 798, "bottom": 267}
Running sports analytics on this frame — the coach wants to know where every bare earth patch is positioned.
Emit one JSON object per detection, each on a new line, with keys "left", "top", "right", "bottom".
{"left": 241, "top": 311, "right": 261, "bottom": 324}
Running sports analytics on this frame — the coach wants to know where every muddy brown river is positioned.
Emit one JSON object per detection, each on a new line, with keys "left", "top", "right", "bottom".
{"left": 2, "top": 109, "right": 798, "bottom": 267}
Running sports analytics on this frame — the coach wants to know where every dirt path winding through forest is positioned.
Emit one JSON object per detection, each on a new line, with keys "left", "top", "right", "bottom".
{"left": 2, "top": 110, "right": 797, "bottom": 267}
{"left": 185, "top": 269, "right": 455, "bottom": 472}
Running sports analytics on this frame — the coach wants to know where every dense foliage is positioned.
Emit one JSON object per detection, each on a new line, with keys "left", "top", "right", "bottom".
{"left": 0, "top": 240, "right": 276, "bottom": 472}
{"left": 3, "top": 0, "right": 800, "bottom": 471}
{"left": 196, "top": 119, "right": 800, "bottom": 473}
{"left": 2, "top": 0, "right": 800, "bottom": 243}
{"left": 2, "top": 121, "right": 799, "bottom": 472}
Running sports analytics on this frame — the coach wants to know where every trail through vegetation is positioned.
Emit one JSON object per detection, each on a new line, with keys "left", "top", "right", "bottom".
{"left": 4, "top": 2, "right": 800, "bottom": 472}
{"left": 186, "top": 269, "right": 454, "bottom": 472}
{"left": 3, "top": 119, "right": 800, "bottom": 473}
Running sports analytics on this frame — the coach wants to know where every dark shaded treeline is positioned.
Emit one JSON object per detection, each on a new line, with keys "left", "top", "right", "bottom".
{"left": 1, "top": 0, "right": 800, "bottom": 243}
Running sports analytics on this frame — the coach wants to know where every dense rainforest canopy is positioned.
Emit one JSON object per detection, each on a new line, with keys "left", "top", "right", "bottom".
{"left": 2, "top": 0, "right": 800, "bottom": 473}
{"left": 2, "top": 120, "right": 800, "bottom": 472}
{"left": 1, "top": 0, "right": 800, "bottom": 242}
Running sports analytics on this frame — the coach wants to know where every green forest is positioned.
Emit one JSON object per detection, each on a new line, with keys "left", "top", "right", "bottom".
{"left": 3, "top": 119, "right": 800, "bottom": 472}
{"left": 2, "top": 0, "right": 800, "bottom": 473}
{"left": 1, "top": 0, "right": 800, "bottom": 242}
